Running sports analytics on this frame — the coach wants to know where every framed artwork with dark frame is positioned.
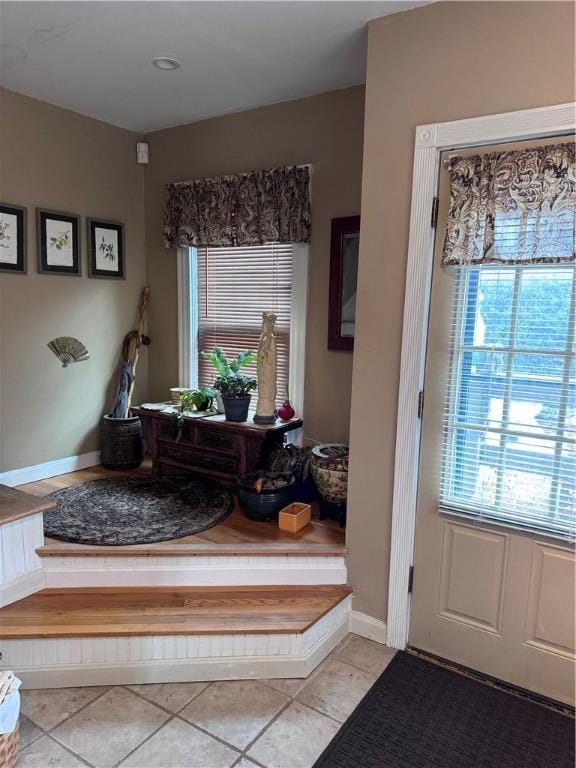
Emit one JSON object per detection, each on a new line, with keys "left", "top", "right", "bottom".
{"left": 37, "top": 208, "right": 81, "bottom": 276}
{"left": 0, "top": 203, "right": 27, "bottom": 274}
{"left": 87, "top": 218, "right": 125, "bottom": 279}
{"left": 328, "top": 215, "right": 360, "bottom": 351}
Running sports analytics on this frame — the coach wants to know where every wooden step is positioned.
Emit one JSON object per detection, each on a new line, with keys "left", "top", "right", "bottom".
{"left": 0, "top": 585, "right": 352, "bottom": 639}
{"left": 36, "top": 542, "right": 347, "bottom": 557}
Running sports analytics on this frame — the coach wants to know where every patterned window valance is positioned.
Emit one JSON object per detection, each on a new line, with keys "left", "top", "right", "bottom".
{"left": 163, "top": 165, "right": 311, "bottom": 248}
{"left": 442, "top": 142, "right": 575, "bottom": 268}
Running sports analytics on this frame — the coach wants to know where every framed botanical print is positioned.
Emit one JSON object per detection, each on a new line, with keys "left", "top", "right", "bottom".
{"left": 87, "top": 218, "right": 125, "bottom": 279}
{"left": 328, "top": 215, "right": 360, "bottom": 351}
{"left": 0, "top": 203, "right": 27, "bottom": 274}
{"left": 37, "top": 209, "right": 80, "bottom": 276}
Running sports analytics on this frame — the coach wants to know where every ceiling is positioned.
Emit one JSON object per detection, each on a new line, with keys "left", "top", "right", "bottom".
{"left": 0, "top": 1, "right": 428, "bottom": 133}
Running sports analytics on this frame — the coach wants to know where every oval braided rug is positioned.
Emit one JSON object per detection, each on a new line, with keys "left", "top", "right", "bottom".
{"left": 44, "top": 475, "right": 234, "bottom": 545}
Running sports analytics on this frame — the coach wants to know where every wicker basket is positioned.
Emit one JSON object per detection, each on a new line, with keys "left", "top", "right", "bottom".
{"left": 0, "top": 723, "right": 19, "bottom": 768}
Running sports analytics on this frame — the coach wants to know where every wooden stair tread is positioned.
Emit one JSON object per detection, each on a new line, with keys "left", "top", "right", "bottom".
{"left": 36, "top": 542, "right": 347, "bottom": 557}
{"left": 0, "top": 484, "right": 56, "bottom": 525}
{"left": 0, "top": 585, "right": 352, "bottom": 639}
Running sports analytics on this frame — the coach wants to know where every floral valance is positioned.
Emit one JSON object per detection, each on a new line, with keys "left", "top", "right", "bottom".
{"left": 163, "top": 166, "right": 311, "bottom": 248}
{"left": 442, "top": 142, "right": 575, "bottom": 268}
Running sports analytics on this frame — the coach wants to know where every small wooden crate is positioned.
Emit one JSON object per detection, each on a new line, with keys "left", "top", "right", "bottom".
{"left": 278, "top": 502, "right": 312, "bottom": 533}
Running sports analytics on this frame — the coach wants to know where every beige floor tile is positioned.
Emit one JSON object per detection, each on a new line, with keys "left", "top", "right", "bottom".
{"left": 296, "top": 658, "right": 374, "bottom": 722}
{"left": 247, "top": 701, "right": 340, "bottom": 768}
{"left": 52, "top": 687, "right": 169, "bottom": 768}
{"left": 180, "top": 680, "right": 289, "bottom": 750}
{"left": 18, "top": 716, "right": 43, "bottom": 750}
{"left": 120, "top": 717, "right": 238, "bottom": 768}
{"left": 17, "top": 735, "right": 86, "bottom": 767}
{"left": 262, "top": 677, "right": 308, "bottom": 697}
{"left": 335, "top": 634, "right": 396, "bottom": 677}
{"left": 126, "top": 682, "right": 209, "bottom": 712}
{"left": 20, "top": 687, "right": 108, "bottom": 731}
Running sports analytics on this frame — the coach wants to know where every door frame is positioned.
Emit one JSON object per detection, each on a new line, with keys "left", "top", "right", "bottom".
{"left": 386, "top": 102, "right": 576, "bottom": 650}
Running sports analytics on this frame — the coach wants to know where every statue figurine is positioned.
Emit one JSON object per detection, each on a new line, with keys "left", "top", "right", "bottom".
{"left": 254, "top": 312, "right": 278, "bottom": 424}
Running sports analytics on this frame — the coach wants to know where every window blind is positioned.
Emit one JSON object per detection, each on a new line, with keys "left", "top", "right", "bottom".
{"left": 440, "top": 264, "right": 575, "bottom": 538}
{"left": 197, "top": 244, "right": 293, "bottom": 407}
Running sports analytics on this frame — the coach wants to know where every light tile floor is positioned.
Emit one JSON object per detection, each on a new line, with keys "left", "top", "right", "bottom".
{"left": 17, "top": 634, "right": 396, "bottom": 768}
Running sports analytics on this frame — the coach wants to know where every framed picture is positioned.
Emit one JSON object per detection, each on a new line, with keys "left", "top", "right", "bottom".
{"left": 87, "top": 218, "right": 125, "bottom": 279}
{"left": 328, "top": 215, "right": 360, "bottom": 351}
{"left": 37, "top": 209, "right": 80, "bottom": 276}
{"left": 0, "top": 203, "right": 27, "bottom": 274}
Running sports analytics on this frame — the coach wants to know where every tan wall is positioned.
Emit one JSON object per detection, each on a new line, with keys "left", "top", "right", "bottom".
{"left": 346, "top": 1, "right": 576, "bottom": 621}
{"left": 145, "top": 86, "right": 365, "bottom": 444}
{"left": 0, "top": 89, "right": 146, "bottom": 472}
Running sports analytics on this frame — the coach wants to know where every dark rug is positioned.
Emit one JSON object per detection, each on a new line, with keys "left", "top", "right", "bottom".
{"left": 314, "top": 652, "right": 575, "bottom": 768}
{"left": 44, "top": 475, "right": 234, "bottom": 545}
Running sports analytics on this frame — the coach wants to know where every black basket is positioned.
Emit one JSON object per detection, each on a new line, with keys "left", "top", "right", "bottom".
{"left": 236, "top": 471, "right": 295, "bottom": 522}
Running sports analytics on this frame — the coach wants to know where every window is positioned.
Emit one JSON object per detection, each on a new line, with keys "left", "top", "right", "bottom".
{"left": 180, "top": 243, "right": 308, "bottom": 414}
{"left": 440, "top": 263, "right": 575, "bottom": 537}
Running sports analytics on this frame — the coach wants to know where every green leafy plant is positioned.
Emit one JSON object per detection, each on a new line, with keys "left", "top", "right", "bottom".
{"left": 202, "top": 347, "right": 257, "bottom": 399}
{"left": 173, "top": 386, "right": 217, "bottom": 440}
{"left": 214, "top": 373, "right": 257, "bottom": 398}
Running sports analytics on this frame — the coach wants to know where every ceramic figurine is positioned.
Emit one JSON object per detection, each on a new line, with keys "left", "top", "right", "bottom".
{"left": 254, "top": 311, "right": 278, "bottom": 424}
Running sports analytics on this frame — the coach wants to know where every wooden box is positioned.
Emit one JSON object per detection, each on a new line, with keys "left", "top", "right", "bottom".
{"left": 278, "top": 502, "right": 312, "bottom": 533}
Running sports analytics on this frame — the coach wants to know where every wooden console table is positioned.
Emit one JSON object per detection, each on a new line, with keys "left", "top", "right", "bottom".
{"left": 133, "top": 406, "right": 303, "bottom": 484}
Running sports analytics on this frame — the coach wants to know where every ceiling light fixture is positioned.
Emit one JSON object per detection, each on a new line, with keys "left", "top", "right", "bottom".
{"left": 152, "top": 56, "right": 181, "bottom": 71}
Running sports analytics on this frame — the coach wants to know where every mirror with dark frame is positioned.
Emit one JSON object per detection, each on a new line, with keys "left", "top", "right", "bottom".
{"left": 328, "top": 215, "right": 360, "bottom": 351}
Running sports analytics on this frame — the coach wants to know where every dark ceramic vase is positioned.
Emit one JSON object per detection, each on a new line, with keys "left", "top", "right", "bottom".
{"left": 101, "top": 414, "right": 144, "bottom": 469}
{"left": 222, "top": 395, "right": 251, "bottom": 422}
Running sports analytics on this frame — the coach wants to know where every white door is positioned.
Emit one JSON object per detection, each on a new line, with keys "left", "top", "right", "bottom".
{"left": 409, "top": 139, "right": 576, "bottom": 705}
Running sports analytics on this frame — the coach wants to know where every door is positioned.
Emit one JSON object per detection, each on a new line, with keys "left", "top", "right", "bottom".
{"left": 409, "top": 138, "right": 576, "bottom": 705}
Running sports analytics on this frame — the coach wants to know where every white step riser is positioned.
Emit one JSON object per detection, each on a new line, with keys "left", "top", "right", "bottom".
{"left": 1, "top": 597, "right": 352, "bottom": 689}
{"left": 42, "top": 555, "right": 348, "bottom": 588}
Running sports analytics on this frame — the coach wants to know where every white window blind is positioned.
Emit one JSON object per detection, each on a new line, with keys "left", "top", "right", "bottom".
{"left": 197, "top": 244, "right": 293, "bottom": 407}
{"left": 440, "top": 264, "right": 575, "bottom": 537}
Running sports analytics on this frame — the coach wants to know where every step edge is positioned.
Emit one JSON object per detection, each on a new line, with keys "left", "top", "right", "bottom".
{"left": 37, "top": 543, "right": 348, "bottom": 557}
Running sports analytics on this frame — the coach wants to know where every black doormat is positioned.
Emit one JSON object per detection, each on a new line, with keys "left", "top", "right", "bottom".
{"left": 314, "top": 652, "right": 575, "bottom": 768}
{"left": 45, "top": 475, "right": 233, "bottom": 545}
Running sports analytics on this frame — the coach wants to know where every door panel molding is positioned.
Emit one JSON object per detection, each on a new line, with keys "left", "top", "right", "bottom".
{"left": 438, "top": 522, "right": 509, "bottom": 635}
{"left": 524, "top": 543, "right": 575, "bottom": 658}
{"left": 387, "top": 102, "right": 576, "bottom": 650}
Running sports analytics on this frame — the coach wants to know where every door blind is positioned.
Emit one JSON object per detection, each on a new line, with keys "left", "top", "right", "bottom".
{"left": 197, "top": 244, "right": 293, "bottom": 407}
{"left": 440, "top": 263, "right": 575, "bottom": 537}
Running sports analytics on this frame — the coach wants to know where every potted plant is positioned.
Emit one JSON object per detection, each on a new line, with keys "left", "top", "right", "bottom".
{"left": 174, "top": 386, "right": 217, "bottom": 440}
{"left": 202, "top": 347, "right": 257, "bottom": 422}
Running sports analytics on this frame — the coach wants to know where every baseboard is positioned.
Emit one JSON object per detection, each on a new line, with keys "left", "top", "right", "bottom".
{"left": 0, "top": 451, "right": 101, "bottom": 487}
{"left": 0, "top": 569, "right": 46, "bottom": 608}
{"left": 349, "top": 610, "right": 388, "bottom": 644}
{"left": 4, "top": 597, "right": 352, "bottom": 688}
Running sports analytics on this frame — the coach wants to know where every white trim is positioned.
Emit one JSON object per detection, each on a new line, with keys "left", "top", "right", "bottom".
{"left": 289, "top": 244, "right": 309, "bottom": 445}
{"left": 42, "top": 553, "right": 347, "bottom": 588}
{"left": 0, "top": 450, "right": 101, "bottom": 487}
{"left": 387, "top": 102, "right": 576, "bottom": 651}
{"left": 349, "top": 611, "right": 388, "bottom": 645}
{"left": 4, "top": 595, "right": 351, "bottom": 689}
{"left": 177, "top": 247, "right": 194, "bottom": 388}
{"left": 0, "top": 569, "right": 45, "bottom": 609}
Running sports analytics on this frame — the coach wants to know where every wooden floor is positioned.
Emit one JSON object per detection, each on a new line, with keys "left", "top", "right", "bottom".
{"left": 0, "top": 585, "right": 352, "bottom": 638}
{"left": 19, "top": 462, "right": 346, "bottom": 552}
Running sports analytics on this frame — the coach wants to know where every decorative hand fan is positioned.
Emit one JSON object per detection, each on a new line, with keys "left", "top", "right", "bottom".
{"left": 47, "top": 337, "right": 90, "bottom": 367}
